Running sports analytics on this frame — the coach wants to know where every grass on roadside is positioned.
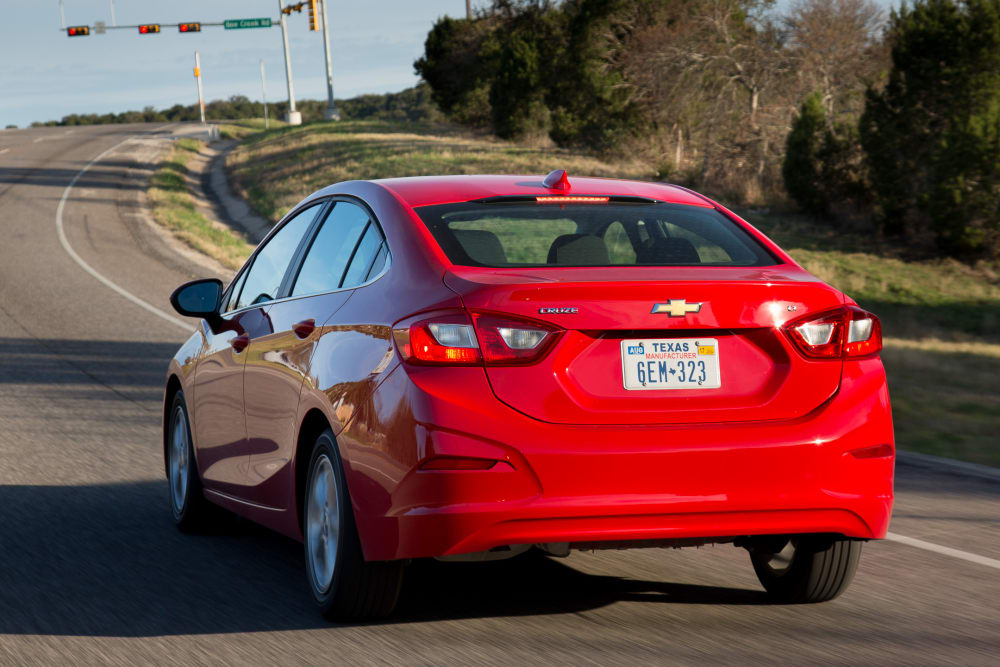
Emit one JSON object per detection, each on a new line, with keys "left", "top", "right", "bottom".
{"left": 226, "top": 119, "right": 651, "bottom": 222}
{"left": 217, "top": 118, "right": 288, "bottom": 141}
{"left": 148, "top": 137, "right": 254, "bottom": 271}
{"left": 882, "top": 338, "right": 1000, "bottom": 467}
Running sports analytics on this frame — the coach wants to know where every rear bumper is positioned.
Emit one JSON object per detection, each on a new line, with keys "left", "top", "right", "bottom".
{"left": 343, "top": 358, "right": 894, "bottom": 561}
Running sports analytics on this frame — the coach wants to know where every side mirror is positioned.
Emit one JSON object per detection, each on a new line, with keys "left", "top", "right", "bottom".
{"left": 170, "top": 279, "right": 223, "bottom": 322}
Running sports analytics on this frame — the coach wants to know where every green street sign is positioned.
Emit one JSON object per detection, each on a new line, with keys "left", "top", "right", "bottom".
{"left": 224, "top": 17, "right": 273, "bottom": 30}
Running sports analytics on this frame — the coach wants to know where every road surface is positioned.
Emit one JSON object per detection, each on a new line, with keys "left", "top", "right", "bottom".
{"left": 0, "top": 123, "right": 997, "bottom": 665}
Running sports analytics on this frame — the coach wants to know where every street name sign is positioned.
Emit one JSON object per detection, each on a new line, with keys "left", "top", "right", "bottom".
{"left": 224, "top": 18, "right": 272, "bottom": 30}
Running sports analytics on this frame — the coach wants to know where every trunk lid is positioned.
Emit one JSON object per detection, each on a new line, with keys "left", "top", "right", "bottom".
{"left": 445, "top": 266, "right": 845, "bottom": 425}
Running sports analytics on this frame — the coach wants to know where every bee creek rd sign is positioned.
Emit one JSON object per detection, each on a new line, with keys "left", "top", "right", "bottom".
{"left": 224, "top": 18, "right": 273, "bottom": 30}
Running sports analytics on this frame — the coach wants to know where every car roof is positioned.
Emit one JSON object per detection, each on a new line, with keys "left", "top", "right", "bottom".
{"left": 370, "top": 174, "right": 716, "bottom": 209}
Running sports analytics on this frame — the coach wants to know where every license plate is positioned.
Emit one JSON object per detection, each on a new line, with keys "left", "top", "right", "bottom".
{"left": 621, "top": 338, "right": 721, "bottom": 390}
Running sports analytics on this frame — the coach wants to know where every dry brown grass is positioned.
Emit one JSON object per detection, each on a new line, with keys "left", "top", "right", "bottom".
{"left": 226, "top": 120, "right": 653, "bottom": 222}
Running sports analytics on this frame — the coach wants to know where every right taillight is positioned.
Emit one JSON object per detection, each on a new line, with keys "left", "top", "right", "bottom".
{"left": 393, "top": 310, "right": 561, "bottom": 366}
{"left": 784, "top": 306, "right": 882, "bottom": 360}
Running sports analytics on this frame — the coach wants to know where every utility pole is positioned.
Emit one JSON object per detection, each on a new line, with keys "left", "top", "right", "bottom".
{"left": 194, "top": 52, "right": 206, "bottom": 125}
{"left": 466, "top": 0, "right": 472, "bottom": 20}
{"left": 278, "top": 0, "right": 302, "bottom": 125}
{"left": 109, "top": 0, "right": 116, "bottom": 26}
{"left": 320, "top": 0, "right": 339, "bottom": 120}
{"left": 260, "top": 60, "right": 270, "bottom": 130}
{"left": 58, "top": 0, "right": 66, "bottom": 29}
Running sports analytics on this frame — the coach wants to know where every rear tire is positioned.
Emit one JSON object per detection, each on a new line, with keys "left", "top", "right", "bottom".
{"left": 166, "top": 390, "right": 215, "bottom": 532}
{"left": 304, "top": 429, "right": 404, "bottom": 621}
{"left": 749, "top": 534, "right": 862, "bottom": 603}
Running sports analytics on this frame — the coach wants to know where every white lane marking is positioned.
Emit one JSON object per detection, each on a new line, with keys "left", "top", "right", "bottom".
{"left": 0, "top": 148, "right": 9, "bottom": 155}
{"left": 56, "top": 137, "right": 193, "bottom": 333}
{"left": 886, "top": 532, "right": 1000, "bottom": 570}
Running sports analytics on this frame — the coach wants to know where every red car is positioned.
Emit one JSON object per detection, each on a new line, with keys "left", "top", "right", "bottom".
{"left": 165, "top": 170, "right": 893, "bottom": 620}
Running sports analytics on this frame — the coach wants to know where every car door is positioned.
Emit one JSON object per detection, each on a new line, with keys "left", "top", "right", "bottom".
{"left": 243, "top": 199, "right": 378, "bottom": 508}
{"left": 192, "top": 202, "right": 324, "bottom": 496}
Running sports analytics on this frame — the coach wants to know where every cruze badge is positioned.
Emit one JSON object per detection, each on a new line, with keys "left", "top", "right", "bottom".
{"left": 539, "top": 307, "right": 579, "bottom": 314}
{"left": 651, "top": 300, "right": 702, "bottom": 317}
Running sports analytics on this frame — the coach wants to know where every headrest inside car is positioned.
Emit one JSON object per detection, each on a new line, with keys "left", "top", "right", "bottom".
{"left": 453, "top": 229, "right": 507, "bottom": 265}
{"left": 547, "top": 234, "right": 611, "bottom": 265}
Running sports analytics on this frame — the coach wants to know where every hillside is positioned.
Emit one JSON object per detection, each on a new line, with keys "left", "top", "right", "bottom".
{"left": 225, "top": 119, "right": 1000, "bottom": 466}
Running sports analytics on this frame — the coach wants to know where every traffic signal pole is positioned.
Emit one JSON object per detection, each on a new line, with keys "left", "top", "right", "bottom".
{"left": 278, "top": 0, "right": 302, "bottom": 125}
{"left": 320, "top": 0, "right": 339, "bottom": 120}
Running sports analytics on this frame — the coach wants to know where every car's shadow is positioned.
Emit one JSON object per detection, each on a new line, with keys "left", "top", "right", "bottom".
{"left": 0, "top": 480, "right": 766, "bottom": 637}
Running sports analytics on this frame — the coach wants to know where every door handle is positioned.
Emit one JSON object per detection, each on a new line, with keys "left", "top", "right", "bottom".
{"left": 293, "top": 319, "right": 316, "bottom": 339}
{"left": 231, "top": 334, "right": 250, "bottom": 353}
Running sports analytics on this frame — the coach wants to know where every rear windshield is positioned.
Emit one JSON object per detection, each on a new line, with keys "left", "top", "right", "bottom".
{"left": 414, "top": 201, "right": 777, "bottom": 267}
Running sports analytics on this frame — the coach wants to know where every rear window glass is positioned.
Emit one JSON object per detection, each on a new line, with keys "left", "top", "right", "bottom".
{"left": 414, "top": 202, "right": 776, "bottom": 267}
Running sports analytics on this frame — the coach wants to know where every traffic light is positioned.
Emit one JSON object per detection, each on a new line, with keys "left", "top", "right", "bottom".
{"left": 282, "top": 2, "right": 305, "bottom": 14}
{"left": 308, "top": 0, "right": 319, "bottom": 31}
{"left": 178, "top": 23, "right": 201, "bottom": 33}
{"left": 66, "top": 25, "right": 90, "bottom": 37}
{"left": 138, "top": 24, "right": 160, "bottom": 35}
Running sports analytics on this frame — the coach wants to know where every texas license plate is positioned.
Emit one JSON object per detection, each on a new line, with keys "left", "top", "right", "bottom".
{"left": 621, "top": 338, "right": 721, "bottom": 390}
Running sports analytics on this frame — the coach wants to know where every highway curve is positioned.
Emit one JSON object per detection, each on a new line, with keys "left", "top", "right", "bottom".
{"left": 0, "top": 123, "right": 997, "bottom": 665}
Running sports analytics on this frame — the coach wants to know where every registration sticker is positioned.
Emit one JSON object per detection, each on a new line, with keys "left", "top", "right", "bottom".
{"left": 621, "top": 338, "right": 721, "bottom": 390}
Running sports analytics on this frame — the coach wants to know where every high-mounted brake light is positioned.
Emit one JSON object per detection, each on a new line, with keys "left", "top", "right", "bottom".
{"left": 536, "top": 196, "right": 609, "bottom": 204}
{"left": 784, "top": 306, "right": 882, "bottom": 360}
{"left": 393, "top": 311, "right": 562, "bottom": 366}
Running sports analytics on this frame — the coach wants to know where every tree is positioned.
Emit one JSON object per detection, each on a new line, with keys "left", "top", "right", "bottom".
{"left": 784, "top": 92, "right": 869, "bottom": 215}
{"left": 414, "top": 15, "right": 500, "bottom": 128}
{"left": 784, "top": 93, "right": 827, "bottom": 212}
{"left": 861, "top": 0, "right": 1000, "bottom": 255}
{"left": 784, "top": 0, "right": 885, "bottom": 119}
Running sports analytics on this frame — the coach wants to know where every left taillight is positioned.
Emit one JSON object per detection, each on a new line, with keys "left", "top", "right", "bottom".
{"left": 784, "top": 306, "right": 882, "bottom": 360}
{"left": 393, "top": 312, "right": 481, "bottom": 365}
{"left": 393, "top": 310, "right": 560, "bottom": 366}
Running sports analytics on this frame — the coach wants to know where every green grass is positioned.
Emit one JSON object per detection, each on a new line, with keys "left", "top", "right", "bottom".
{"left": 217, "top": 118, "right": 288, "bottom": 141}
{"left": 882, "top": 339, "right": 1000, "bottom": 466}
{"left": 149, "top": 138, "right": 254, "bottom": 270}
{"left": 222, "top": 119, "right": 999, "bottom": 467}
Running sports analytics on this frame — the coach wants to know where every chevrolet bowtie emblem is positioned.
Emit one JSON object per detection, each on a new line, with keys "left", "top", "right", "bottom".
{"left": 651, "top": 300, "right": 702, "bottom": 317}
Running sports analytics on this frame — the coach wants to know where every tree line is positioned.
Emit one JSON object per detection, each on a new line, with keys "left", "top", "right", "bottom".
{"left": 417, "top": 0, "right": 1000, "bottom": 258}
{"left": 30, "top": 84, "right": 442, "bottom": 128}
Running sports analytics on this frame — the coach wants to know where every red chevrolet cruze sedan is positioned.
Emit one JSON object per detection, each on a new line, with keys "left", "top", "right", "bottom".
{"left": 164, "top": 171, "right": 894, "bottom": 620}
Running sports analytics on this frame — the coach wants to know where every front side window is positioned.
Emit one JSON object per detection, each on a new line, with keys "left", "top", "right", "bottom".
{"left": 234, "top": 203, "right": 322, "bottom": 310}
{"left": 414, "top": 202, "right": 776, "bottom": 268}
{"left": 223, "top": 268, "right": 249, "bottom": 313}
{"left": 291, "top": 201, "right": 371, "bottom": 297}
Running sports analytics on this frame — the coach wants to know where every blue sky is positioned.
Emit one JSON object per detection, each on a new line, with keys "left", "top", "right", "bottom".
{"left": 1, "top": 0, "right": 475, "bottom": 127}
{"left": 1, "top": 0, "right": 896, "bottom": 128}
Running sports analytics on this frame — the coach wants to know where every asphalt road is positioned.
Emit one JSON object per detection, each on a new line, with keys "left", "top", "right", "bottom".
{"left": 0, "top": 123, "right": 997, "bottom": 665}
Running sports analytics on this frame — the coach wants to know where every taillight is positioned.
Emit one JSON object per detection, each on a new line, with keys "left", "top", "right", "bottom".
{"left": 784, "top": 306, "right": 882, "bottom": 360}
{"left": 392, "top": 313, "right": 481, "bottom": 365}
{"left": 472, "top": 312, "right": 560, "bottom": 365}
{"left": 393, "top": 311, "right": 561, "bottom": 366}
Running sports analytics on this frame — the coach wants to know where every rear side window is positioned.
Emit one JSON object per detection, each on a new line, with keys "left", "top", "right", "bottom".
{"left": 414, "top": 202, "right": 776, "bottom": 268}
{"left": 291, "top": 201, "right": 373, "bottom": 296}
{"left": 341, "top": 222, "right": 386, "bottom": 288}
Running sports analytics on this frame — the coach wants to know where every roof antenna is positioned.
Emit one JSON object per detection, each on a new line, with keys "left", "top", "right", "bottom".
{"left": 542, "top": 169, "right": 570, "bottom": 190}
